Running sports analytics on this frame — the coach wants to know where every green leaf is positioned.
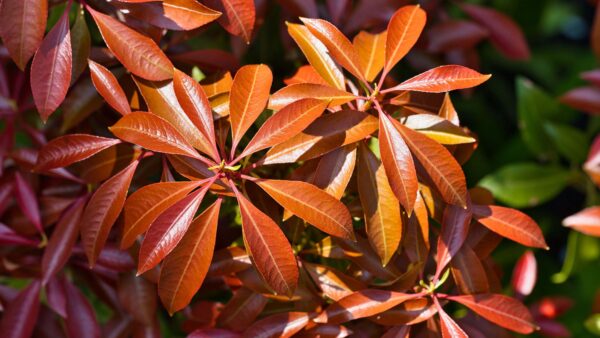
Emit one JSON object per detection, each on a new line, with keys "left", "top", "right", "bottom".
{"left": 585, "top": 313, "right": 600, "bottom": 336}
{"left": 478, "top": 163, "right": 571, "bottom": 208}
{"left": 544, "top": 122, "right": 589, "bottom": 164}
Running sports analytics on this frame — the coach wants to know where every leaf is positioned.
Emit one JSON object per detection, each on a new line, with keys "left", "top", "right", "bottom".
{"left": 472, "top": 204, "right": 548, "bottom": 249}
{"left": 213, "top": 0, "right": 255, "bottom": 43}
{"left": 263, "top": 110, "right": 378, "bottom": 164}
{"left": 312, "top": 144, "right": 357, "bottom": 200}
{"left": 435, "top": 203, "right": 471, "bottom": 276}
{"left": 304, "top": 262, "right": 366, "bottom": 301}
{"left": 427, "top": 20, "right": 488, "bottom": 53}
{"left": 87, "top": 7, "right": 173, "bottom": 81}
{"left": 544, "top": 122, "right": 588, "bottom": 164}
{"left": 241, "top": 98, "right": 328, "bottom": 157}
{"left": 256, "top": 179, "right": 354, "bottom": 240}
{"left": 159, "top": 199, "right": 221, "bottom": 314}
{"left": 70, "top": 8, "right": 91, "bottom": 84}
{"left": 173, "top": 69, "right": 219, "bottom": 160}
{"left": 109, "top": 111, "right": 200, "bottom": 159}
{"left": 118, "top": 272, "right": 157, "bottom": 326}
{"left": 163, "top": 0, "right": 221, "bottom": 30}
{"left": 387, "top": 65, "right": 491, "bottom": 93}
{"left": 234, "top": 190, "right": 299, "bottom": 297}
{"left": 478, "top": 163, "right": 570, "bottom": 208}
{"left": 314, "top": 289, "right": 418, "bottom": 324}
{"left": 229, "top": 64, "right": 273, "bottom": 151}
{"left": 284, "top": 65, "right": 329, "bottom": 86}
{"left": 563, "top": 207, "right": 600, "bottom": 237}
{"left": 30, "top": 9, "right": 72, "bottom": 121}
{"left": 300, "top": 18, "right": 364, "bottom": 81}
{"left": 36, "top": 134, "right": 121, "bottom": 171}
{"left": 357, "top": 143, "right": 402, "bottom": 266}
{"left": 0, "top": 0, "right": 47, "bottom": 70}
{"left": 393, "top": 118, "right": 468, "bottom": 207}
{"left": 0, "top": 280, "right": 41, "bottom": 338}
{"left": 353, "top": 30, "right": 387, "bottom": 82}
{"left": 378, "top": 113, "right": 418, "bottom": 213}
{"left": 121, "top": 181, "right": 203, "bottom": 248}
{"left": 384, "top": 5, "right": 426, "bottom": 74}
{"left": 217, "top": 287, "right": 267, "bottom": 331}
{"left": 201, "top": 71, "right": 233, "bottom": 97}
{"left": 438, "top": 306, "right": 468, "bottom": 338}
{"left": 14, "top": 172, "right": 43, "bottom": 234}
{"left": 41, "top": 198, "right": 86, "bottom": 284}
{"left": 287, "top": 23, "right": 345, "bottom": 89}
{"left": 404, "top": 192, "right": 430, "bottom": 264}
{"left": 512, "top": 251, "right": 537, "bottom": 297}
{"left": 80, "top": 160, "right": 139, "bottom": 266}
{"left": 403, "top": 114, "right": 476, "bottom": 145}
{"left": 243, "top": 312, "right": 309, "bottom": 338}
{"left": 269, "top": 83, "right": 355, "bottom": 111}
{"left": 64, "top": 279, "right": 100, "bottom": 338}
{"left": 138, "top": 186, "right": 209, "bottom": 274}
{"left": 88, "top": 60, "right": 131, "bottom": 116}
{"left": 460, "top": 3, "right": 530, "bottom": 60}
{"left": 560, "top": 86, "right": 600, "bottom": 115}
{"left": 450, "top": 244, "right": 489, "bottom": 294}
{"left": 448, "top": 294, "right": 537, "bottom": 334}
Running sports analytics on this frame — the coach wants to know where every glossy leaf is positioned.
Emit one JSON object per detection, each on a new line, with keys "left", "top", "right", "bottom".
{"left": 214, "top": 0, "right": 255, "bottom": 43}
{"left": 163, "top": 0, "right": 221, "bottom": 30}
{"left": 88, "top": 60, "right": 131, "bottom": 116}
{"left": 31, "top": 9, "right": 72, "bottom": 121}
{"left": 448, "top": 294, "right": 537, "bottom": 334}
{"left": 159, "top": 199, "right": 221, "bottom": 314}
{"left": 354, "top": 30, "right": 386, "bottom": 82}
{"left": 0, "top": 0, "right": 47, "bottom": 70}
{"left": 287, "top": 23, "right": 345, "bottom": 89}
{"left": 110, "top": 111, "right": 200, "bottom": 159}
{"left": 378, "top": 113, "right": 418, "bottom": 213}
{"left": 0, "top": 280, "right": 41, "bottom": 338}
{"left": 256, "top": 179, "right": 354, "bottom": 240}
{"left": 269, "top": 83, "right": 355, "bottom": 110}
{"left": 230, "top": 64, "right": 273, "bottom": 150}
{"left": 436, "top": 203, "right": 472, "bottom": 276}
{"left": 243, "top": 312, "right": 309, "bottom": 338}
{"left": 88, "top": 7, "right": 173, "bottom": 81}
{"left": 563, "top": 206, "right": 600, "bottom": 237}
{"left": 472, "top": 204, "right": 548, "bottom": 249}
{"left": 36, "top": 134, "right": 121, "bottom": 171}
{"left": 357, "top": 143, "right": 402, "bottom": 266}
{"left": 387, "top": 65, "right": 491, "bottom": 93}
{"left": 512, "top": 251, "right": 537, "bottom": 297}
{"left": 438, "top": 305, "right": 468, "bottom": 338}
{"left": 404, "top": 114, "right": 475, "bottom": 145}
{"left": 80, "top": 160, "right": 139, "bottom": 266}
{"left": 235, "top": 190, "right": 299, "bottom": 297}
{"left": 284, "top": 65, "right": 329, "bottom": 86}
{"left": 384, "top": 5, "right": 426, "bottom": 74}
{"left": 138, "top": 186, "right": 209, "bottom": 274}
{"left": 241, "top": 98, "right": 328, "bottom": 157}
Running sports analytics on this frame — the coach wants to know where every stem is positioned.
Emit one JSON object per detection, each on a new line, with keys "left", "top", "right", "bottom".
{"left": 240, "top": 174, "right": 259, "bottom": 182}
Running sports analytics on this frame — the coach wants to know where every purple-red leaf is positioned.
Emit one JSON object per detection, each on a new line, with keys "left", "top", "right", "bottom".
{"left": 14, "top": 172, "right": 43, "bottom": 234}
{"left": 0, "top": 280, "right": 41, "bottom": 338}
{"left": 36, "top": 134, "right": 120, "bottom": 171}
{"left": 64, "top": 278, "right": 100, "bottom": 338}
{"left": 435, "top": 203, "right": 472, "bottom": 277}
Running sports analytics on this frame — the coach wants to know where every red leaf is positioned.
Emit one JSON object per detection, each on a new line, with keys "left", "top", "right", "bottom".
{"left": 80, "top": 160, "right": 139, "bottom": 266}
{"left": 138, "top": 186, "right": 209, "bottom": 274}
{"left": 88, "top": 7, "right": 173, "bottom": 81}
{"left": 211, "top": 0, "right": 255, "bottom": 43}
{"left": 384, "top": 5, "right": 426, "bottom": 74}
{"left": 14, "top": 172, "right": 43, "bottom": 234}
{"left": 512, "top": 250, "right": 537, "bottom": 297}
{"left": 88, "top": 60, "right": 131, "bottom": 116}
{"left": 31, "top": 9, "right": 72, "bottom": 121}
{"left": 427, "top": 21, "right": 488, "bottom": 53}
{"left": 36, "top": 134, "right": 120, "bottom": 171}
{"left": 45, "top": 277, "right": 67, "bottom": 318}
{"left": 217, "top": 287, "right": 268, "bottom": 331}
{"left": 435, "top": 203, "right": 471, "bottom": 277}
{"left": 64, "top": 278, "right": 100, "bottom": 338}
{"left": 559, "top": 86, "right": 600, "bottom": 115}
{"left": 438, "top": 305, "right": 468, "bottom": 338}
{"left": 472, "top": 204, "right": 548, "bottom": 249}
{"left": 0, "top": 0, "right": 47, "bottom": 70}
{"left": 0, "top": 280, "right": 41, "bottom": 338}
{"left": 118, "top": 272, "right": 157, "bottom": 326}
{"left": 243, "top": 312, "right": 310, "bottom": 338}
{"left": 386, "top": 65, "right": 491, "bottom": 93}
{"left": 162, "top": 0, "right": 221, "bottom": 30}
{"left": 563, "top": 206, "right": 600, "bottom": 237}
{"left": 448, "top": 294, "right": 537, "bottom": 334}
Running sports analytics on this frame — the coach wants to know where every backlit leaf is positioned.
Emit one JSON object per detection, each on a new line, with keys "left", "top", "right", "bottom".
{"left": 511, "top": 251, "right": 537, "bottom": 297}
{"left": 163, "top": 0, "right": 221, "bottom": 30}
{"left": 312, "top": 144, "right": 357, "bottom": 200}
{"left": 438, "top": 305, "right": 468, "bottom": 338}
{"left": 213, "top": 0, "right": 255, "bottom": 43}
{"left": 404, "top": 114, "right": 475, "bottom": 145}
{"left": 88, "top": 60, "right": 131, "bottom": 116}
{"left": 384, "top": 5, "right": 426, "bottom": 74}
{"left": 354, "top": 30, "right": 387, "bottom": 82}
{"left": 284, "top": 65, "right": 329, "bottom": 86}
{"left": 387, "top": 65, "right": 491, "bottom": 93}
{"left": 304, "top": 262, "right": 366, "bottom": 301}
{"left": 563, "top": 207, "right": 600, "bottom": 237}
{"left": 0, "top": 0, "right": 47, "bottom": 70}
{"left": 435, "top": 203, "right": 472, "bottom": 276}
{"left": 269, "top": 83, "right": 355, "bottom": 110}
{"left": 36, "top": 134, "right": 120, "bottom": 171}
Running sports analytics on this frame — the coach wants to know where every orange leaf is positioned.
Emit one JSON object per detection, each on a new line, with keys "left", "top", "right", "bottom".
{"left": 162, "top": 0, "right": 221, "bottom": 30}
{"left": 354, "top": 30, "right": 387, "bottom": 82}
{"left": 384, "top": 5, "right": 426, "bottom": 74}
{"left": 269, "top": 83, "right": 355, "bottom": 111}
{"left": 473, "top": 205, "right": 548, "bottom": 249}
{"left": 387, "top": 65, "right": 491, "bottom": 93}
{"left": 88, "top": 60, "right": 131, "bottom": 116}
{"left": 214, "top": 0, "right": 255, "bottom": 43}
{"left": 311, "top": 144, "right": 357, "bottom": 200}
{"left": 284, "top": 65, "right": 329, "bottom": 86}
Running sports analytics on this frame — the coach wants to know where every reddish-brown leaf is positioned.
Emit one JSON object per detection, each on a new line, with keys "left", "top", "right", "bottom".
{"left": 384, "top": 5, "right": 426, "bottom": 74}
{"left": 472, "top": 204, "right": 548, "bottom": 249}
{"left": 269, "top": 83, "right": 355, "bottom": 111}
{"left": 594, "top": 4, "right": 600, "bottom": 60}
{"left": 173, "top": 69, "right": 219, "bottom": 160}
{"left": 88, "top": 60, "right": 131, "bottom": 116}
{"left": 213, "top": 0, "right": 255, "bottom": 43}
{"left": 314, "top": 289, "right": 418, "bottom": 324}
{"left": 435, "top": 204, "right": 472, "bottom": 276}
{"left": 378, "top": 113, "right": 418, "bottom": 214}
{"left": 300, "top": 18, "right": 364, "bottom": 81}
{"left": 109, "top": 111, "right": 200, "bottom": 159}
{"left": 14, "top": 172, "right": 43, "bottom": 234}
{"left": 30, "top": 9, "right": 71, "bottom": 121}
{"left": 447, "top": 294, "right": 537, "bottom": 334}
{"left": 563, "top": 206, "right": 600, "bottom": 236}
{"left": 64, "top": 278, "right": 100, "bottom": 338}
{"left": 427, "top": 21, "right": 488, "bottom": 53}
{"left": 460, "top": 4, "right": 530, "bottom": 60}
{"left": 387, "top": 65, "right": 491, "bottom": 93}
{"left": 70, "top": 9, "right": 90, "bottom": 84}
{"left": 512, "top": 250, "right": 537, "bottom": 297}
{"left": 118, "top": 272, "right": 157, "bottom": 326}
{"left": 243, "top": 312, "right": 309, "bottom": 338}
{"left": 393, "top": 119, "right": 467, "bottom": 207}
{"left": 404, "top": 192, "right": 430, "bottom": 264}
{"left": 312, "top": 144, "right": 357, "bottom": 200}
{"left": 241, "top": 98, "right": 328, "bottom": 158}
{"left": 36, "top": 134, "right": 120, "bottom": 171}
{"left": 41, "top": 198, "right": 86, "bottom": 284}
{"left": 88, "top": 7, "right": 173, "bottom": 81}
{"left": 256, "top": 179, "right": 354, "bottom": 240}
{"left": 217, "top": 287, "right": 268, "bottom": 331}
{"left": 235, "top": 190, "right": 299, "bottom": 297}
{"left": 304, "top": 262, "right": 366, "bottom": 301}
{"left": 450, "top": 244, "right": 489, "bottom": 295}
{"left": 263, "top": 109, "right": 378, "bottom": 164}
{"left": 438, "top": 305, "right": 468, "bottom": 338}
{"left": 354, "top": 30, "right": 387, "bottom": 82}
{"left": 80, "top": 160, "right": 139, "bottom": 266}
{"left": 230, "top": 64, "right": 273, "bottom": 151}
{"left": 138, "top": 186, "right": 209, "bottom": 274}
{"left": 0, "top": 281, "right": 41, "bottom": 338}
{"left": 287, "top": 23, "right": 345, "bottom": 89}
{"left": 121, "top": 181, "right": 203, "bottom": 249}
{"left": 357, "top": 143, "right": 402, "bottom": 266}
{"left": 0, "top": 0, "right": 47, "bottom": 70}
{"left": 159, "top": 199, "right": 222, "bottom": 314}
{"left": 163, "top": 0, "right": 221, "bottom": 30}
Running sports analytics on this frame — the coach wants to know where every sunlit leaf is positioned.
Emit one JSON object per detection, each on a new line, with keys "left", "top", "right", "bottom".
{"left": 387, "top": 65, "right": 491, "bottom": 93}
{"left": 384, "top": 5, "right": 426, "bottom": 74}
{"left": 269, "top": 83, "right": 355, "bottom": 110}
{"left": 36, "top": 134, "right": 120, "bottom": 171}
{"left": 0, "top": 0, "right": 47, "bottom": 70}
{"left": 88, "top": 60, "right": 131, "bottom": 116}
